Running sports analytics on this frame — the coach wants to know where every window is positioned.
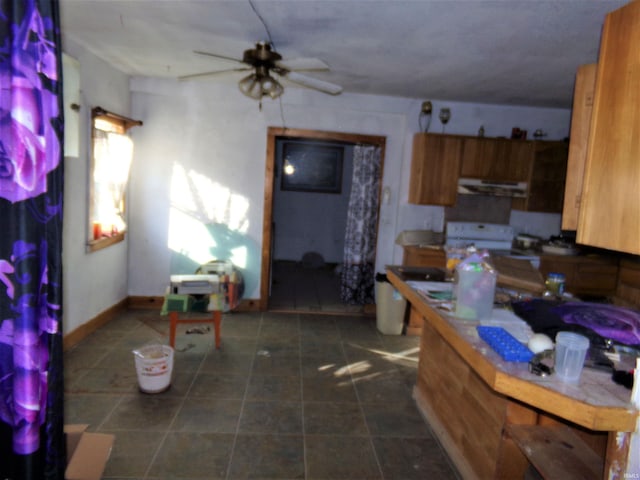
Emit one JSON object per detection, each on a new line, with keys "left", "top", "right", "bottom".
{"left": 88, "top": 107, "right": 142, "bottom": 252}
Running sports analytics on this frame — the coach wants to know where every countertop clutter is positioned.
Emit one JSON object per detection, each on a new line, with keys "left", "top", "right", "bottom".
{"left": 386, "top": 265, "right": 639, "bottom": 479}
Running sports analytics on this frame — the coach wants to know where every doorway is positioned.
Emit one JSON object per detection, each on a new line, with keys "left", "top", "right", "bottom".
{"left": 259, "top": 127, "right": 386, "bottom": 312}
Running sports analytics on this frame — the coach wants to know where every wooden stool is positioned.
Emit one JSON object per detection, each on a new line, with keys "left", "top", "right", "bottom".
{"left": 168, "top": 310, "right": 222, "bottom": 349}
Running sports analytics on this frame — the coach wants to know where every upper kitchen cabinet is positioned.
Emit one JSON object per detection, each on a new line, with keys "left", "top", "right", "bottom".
{"left": 409, "top": 133, "right": 462, "bottom": 206}
{"left": 512, "top": 141, "right": 569, "bottom": 213}
{"left": 562, "top": 64, "right": 597, "bottom": 231}
{"left": 460, "top": 137, "right": 533, "bottom": 182}
{"left": 578, "top": 0, "right": 640, "bottom": 255}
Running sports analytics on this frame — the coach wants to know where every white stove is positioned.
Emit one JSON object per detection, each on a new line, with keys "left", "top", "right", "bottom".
{"left": 445, "top": 222, "right": 515, "bottom": 249}
{"left": 445, "top": 222, "right": 540, "bottom": 268}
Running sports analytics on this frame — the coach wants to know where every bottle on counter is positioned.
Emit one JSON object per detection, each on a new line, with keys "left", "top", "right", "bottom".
{"left": 544, "top": 272, "right": 566, "bottom": 298}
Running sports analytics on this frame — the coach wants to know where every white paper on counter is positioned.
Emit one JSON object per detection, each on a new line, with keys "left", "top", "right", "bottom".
{"left": 406, "top": 281, "right": 452, "bottom": 292}
{"left": 406, "top": 281, "right": 453, "bottom": 307}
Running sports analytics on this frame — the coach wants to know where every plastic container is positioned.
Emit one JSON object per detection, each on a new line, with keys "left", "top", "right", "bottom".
{"left": 554, "top": 332, "right": 589, "bottom": 383}
{"left": 133, "top": 344, "right": 174, "bottom": 393}
{"left": 375, "top": 273, "right": 406, "bottom": 335}
{"left": 453, "top": 253, "right": 497, "bottom": 321}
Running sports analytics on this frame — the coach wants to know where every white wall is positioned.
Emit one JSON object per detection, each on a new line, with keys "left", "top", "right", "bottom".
{"left": 128, "top": 77, "right": 571, "bottom": 301}
{"left": 61, "top": 38, "right": 132, "bottom": 335}
{"left": 273, "top": 143, "right": 354, "bottom": 263}
{"left": 128, "top": 79, "right": 411, "bottom": 299}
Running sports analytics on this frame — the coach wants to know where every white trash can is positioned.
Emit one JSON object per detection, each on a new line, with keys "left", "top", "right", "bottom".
{"left": 133, "top": 344, "right": 174, "bottom": 393}
{"left": 375, "top": 273, "right": 407, "bottom": 335}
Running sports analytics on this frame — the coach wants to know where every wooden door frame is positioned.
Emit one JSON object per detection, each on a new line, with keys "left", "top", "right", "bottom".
{"left": 259, "top": 127, "right": 387, "bottom": 310}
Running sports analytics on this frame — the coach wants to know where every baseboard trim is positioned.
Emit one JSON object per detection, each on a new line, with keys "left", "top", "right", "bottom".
{"left": 63, "top": 298, "right": 128, "bottom": 351}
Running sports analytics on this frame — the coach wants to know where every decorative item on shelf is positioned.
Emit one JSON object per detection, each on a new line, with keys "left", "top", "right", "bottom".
{"left": 418, "top": 100, "right": 432, "bottom": 132}
{"left": 511, "top": 127, "right": 527, "bottom": 140}
{"left": 438, "top": 107, "right": 451, "bottom": 133}
{"left": 478, "top": 125, "right": 485, "bottom": 137}
{"left": 533, "top": 129, "right": 547, "bottom": 139}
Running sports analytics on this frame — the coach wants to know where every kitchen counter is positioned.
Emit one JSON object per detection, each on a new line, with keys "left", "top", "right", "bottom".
{"left": 386, "top": 266, "right": 638, "bottom": 479}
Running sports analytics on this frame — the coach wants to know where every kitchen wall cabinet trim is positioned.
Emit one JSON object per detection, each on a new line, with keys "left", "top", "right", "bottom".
{"left": 577, "top": 1, "right": 640, "bottom": 254}
{"left": 409, "top": 133, "right": 568, "bottom": 212}
{"left": 562, "top": 64, "right": 597, "bottom": 231}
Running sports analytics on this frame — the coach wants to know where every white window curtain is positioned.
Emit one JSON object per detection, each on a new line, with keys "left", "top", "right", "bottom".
{"left": 92, "top": 129, "right": 133, "bottom": 235}
{"left": 340, "top": 144, "right": 381, "bottom": 304}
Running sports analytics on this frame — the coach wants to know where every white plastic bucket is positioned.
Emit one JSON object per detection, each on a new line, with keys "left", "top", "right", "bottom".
{"left": 133, "top": 345, "right": 174, "bottom": 393}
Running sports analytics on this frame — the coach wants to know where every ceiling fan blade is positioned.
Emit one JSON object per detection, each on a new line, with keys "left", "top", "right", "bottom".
{"left": 284, "top": 71, "right": 343, "bottom": 95}
{"left": 193, "top": 50, "right": 246, "bottom": 64}
{"left": 276, "top": 57, "right": 329, "bottom": 72}
{"left": 179, "top": 67, "right": 251, "bottom": 81}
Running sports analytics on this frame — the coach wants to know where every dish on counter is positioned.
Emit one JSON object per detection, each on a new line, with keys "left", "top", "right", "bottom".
{"left": 541, "top": 244, "right": 579, "bottom": 255}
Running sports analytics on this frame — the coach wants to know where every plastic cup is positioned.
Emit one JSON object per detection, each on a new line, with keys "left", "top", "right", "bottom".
{"left": 554, "top": 332, "right": 590, "bottom": 383}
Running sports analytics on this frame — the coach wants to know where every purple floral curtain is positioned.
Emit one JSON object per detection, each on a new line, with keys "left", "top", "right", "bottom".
{"left": 340, "top": 145, "right": 381, "bottom": 304}
{"left": 0, "top": 0, "right": 65, "bottom": 478}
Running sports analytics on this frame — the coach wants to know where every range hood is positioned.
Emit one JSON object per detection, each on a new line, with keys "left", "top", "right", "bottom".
{"left": 458, "top": 178, "right": 528, "bottom": 197}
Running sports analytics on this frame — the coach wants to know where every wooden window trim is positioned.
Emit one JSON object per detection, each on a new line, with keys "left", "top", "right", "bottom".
{"left": 87, "top": 107, "right": 141, "bottom": 252}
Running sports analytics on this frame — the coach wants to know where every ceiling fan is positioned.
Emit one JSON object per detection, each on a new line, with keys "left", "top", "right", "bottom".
{"left": 180, "top": 41, "right": 343, "bottom": 101}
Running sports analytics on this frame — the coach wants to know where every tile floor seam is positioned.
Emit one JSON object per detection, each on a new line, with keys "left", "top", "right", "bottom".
{"left": 142, "top": 329, "right": 210, "bottom": 480}
{"left": 340, "top": 332, "right": 386, "bottom": 480}
{"left": 298, "top": 312, "right": 310, "bottom": 480}
{"left": 223, "top": 311, "right": 262, "bottom": 480}
{"left": 94, "top": 393, "right": 126, "bottom": 432}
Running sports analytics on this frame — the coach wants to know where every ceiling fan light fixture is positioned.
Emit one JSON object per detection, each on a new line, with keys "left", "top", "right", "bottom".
{"left": 262, "top": 75, "right": 284, "bottom": 99}
{"left": 238, "top": 69, "right": 284, "bottom": 100}
{"left": 238, "top": 73, "right": 262, "bottom": 100}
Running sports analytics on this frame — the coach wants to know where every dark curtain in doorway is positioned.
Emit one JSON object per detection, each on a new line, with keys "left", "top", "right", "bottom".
{"left": 0, "top": 0, "right": 65, "bottom": 478}
{"left": 340, "top": 144, "right": 381, "bottom": 304}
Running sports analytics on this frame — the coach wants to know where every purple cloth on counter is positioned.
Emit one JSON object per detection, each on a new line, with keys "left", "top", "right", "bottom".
{"left": 552, "top": 302, "right": 640, "bottom": 346}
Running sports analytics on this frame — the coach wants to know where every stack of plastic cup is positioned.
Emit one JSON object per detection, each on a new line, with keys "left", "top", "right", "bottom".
{"left": 554, "top": 332, "right": 590, "bottom": 383}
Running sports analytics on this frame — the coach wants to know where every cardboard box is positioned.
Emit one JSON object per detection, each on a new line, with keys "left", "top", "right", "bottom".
{"left": 65, "top": 424, "right": 114, "bottom": 480}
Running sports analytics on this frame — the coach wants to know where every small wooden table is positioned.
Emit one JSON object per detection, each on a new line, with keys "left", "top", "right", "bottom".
{"left": 168, "top": 310, "right": 222, "bottom": 349}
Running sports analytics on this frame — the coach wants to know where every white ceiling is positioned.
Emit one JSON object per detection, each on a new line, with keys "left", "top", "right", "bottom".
{"left": 59, "top": 0, "right": 628, "bottom": 108}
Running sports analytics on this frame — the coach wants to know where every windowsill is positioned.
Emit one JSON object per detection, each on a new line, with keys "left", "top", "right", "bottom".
{"left": 87, "top": 232, "right": 125, "bottom": 252}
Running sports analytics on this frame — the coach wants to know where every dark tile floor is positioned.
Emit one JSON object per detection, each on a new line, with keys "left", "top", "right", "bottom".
{"left": 269, "top": 260, "right": 366, "bottom": 314}
{"left": 64, "top": 309, "right": 460, "bottom": 479}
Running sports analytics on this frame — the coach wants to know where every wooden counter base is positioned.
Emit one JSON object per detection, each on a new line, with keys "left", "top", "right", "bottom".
{"left": 387, "top": 267, "right": 637, "bottom": 479}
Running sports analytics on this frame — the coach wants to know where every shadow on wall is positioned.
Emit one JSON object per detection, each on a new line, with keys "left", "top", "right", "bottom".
{"left": 170, "top": 222, "right": 260, "bottom": 297}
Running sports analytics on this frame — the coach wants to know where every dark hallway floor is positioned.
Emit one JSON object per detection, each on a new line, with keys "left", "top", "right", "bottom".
{"left": 269, "top": 260, "right": 367, "bottom": 315}
{"left": 64, "top": 308, "right": 459, "bottom": 479}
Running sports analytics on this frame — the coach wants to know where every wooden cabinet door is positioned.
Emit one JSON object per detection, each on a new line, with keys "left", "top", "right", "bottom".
{"left": 501, "top": 140, "right": 534, "bottom": 182}
{"left": 460, "top": 137, "right": 532, "bottom": 181}
{"left": 460, "top": 137, "right": 496, "bottom": 178}
{"left": 526, "top": 142, "right": 569, "bottom": 213}
{"left": 578, "top": 1, "right": 640, "bottom": 255}
{"left": 562, "top": 64, "right": 597, "bottom": 231}
{"left": 409, "top": 133, "right": 462, "bottom": 206}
